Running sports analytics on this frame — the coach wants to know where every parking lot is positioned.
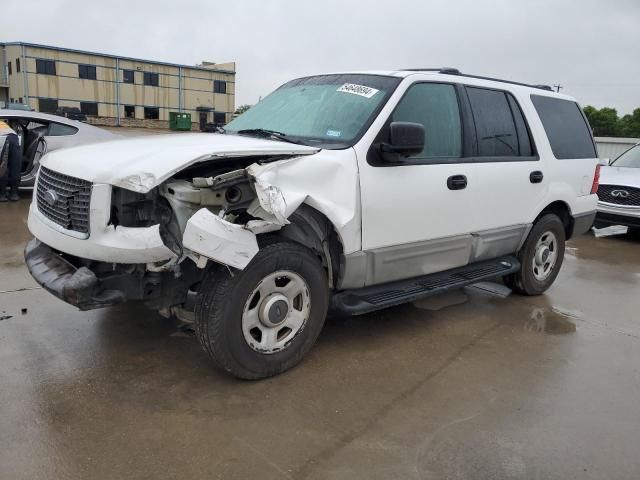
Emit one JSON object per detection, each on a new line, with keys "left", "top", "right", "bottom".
{"left": 0, "top": 193, "right": 638, "bottom": 479}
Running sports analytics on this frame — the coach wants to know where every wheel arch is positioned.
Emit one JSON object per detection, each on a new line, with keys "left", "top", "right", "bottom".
{"left": 533, "top": 200, "right": 574, "bottom": 239}
{"left": 259, "top": 204, "right": 344, "bottom": 289}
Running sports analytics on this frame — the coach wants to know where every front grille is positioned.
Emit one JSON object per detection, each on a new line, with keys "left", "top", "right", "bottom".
{"left": 597, "top": 184, "right": 640, "bottom": 207}
{"left": 36, "top": 167, "right": 92, "bottom": 234}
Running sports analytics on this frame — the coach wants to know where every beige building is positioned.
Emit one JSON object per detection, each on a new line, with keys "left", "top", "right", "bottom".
{"left": 0, "top": 42, "right": 235, "bottom": 129}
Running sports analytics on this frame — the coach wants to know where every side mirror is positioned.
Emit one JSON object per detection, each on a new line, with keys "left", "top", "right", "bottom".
{"left": 598, "top": 158, "right": 610, "bottom": 167}
{"left": 381, "top": 122, "right": 425, "bottom": 158}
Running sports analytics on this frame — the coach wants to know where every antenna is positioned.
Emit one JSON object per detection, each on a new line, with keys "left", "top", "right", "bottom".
{"left": 553, "top": 84, "right": 563, "bottom": 93}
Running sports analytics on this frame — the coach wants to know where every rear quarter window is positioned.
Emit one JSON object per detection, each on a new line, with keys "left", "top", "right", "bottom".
{"left": 47, "top": 122, "right": 79, "bottom": 136}
{"left": 531, "top": 95, "right": 596, "bottom": 159}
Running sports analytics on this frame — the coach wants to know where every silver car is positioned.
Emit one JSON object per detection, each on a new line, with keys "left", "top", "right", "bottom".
{"left": 0, "top": 110, "right": 117, "bottom": 189}
{"left": 595, "top": 144, "right": 640, "bottom": 234}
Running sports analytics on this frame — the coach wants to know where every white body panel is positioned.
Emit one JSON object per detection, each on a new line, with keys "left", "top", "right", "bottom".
{"left": 27, "top": 184, "right": 174, "bottom": 263}
{"left": 26, "top": 70, "right": 598, "bottom": 282}
{"left": 41, "top": 133, "right": 319, "bottom": 193}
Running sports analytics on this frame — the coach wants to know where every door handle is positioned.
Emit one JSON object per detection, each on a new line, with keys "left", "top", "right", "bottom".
{"left": 447, "top": 175, "right": 467, "bottom": 190}
{"left": 530, "top": 171, "right": 544, "bottom": 184}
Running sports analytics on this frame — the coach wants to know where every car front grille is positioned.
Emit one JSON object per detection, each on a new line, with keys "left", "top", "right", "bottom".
{"left": 597, "top": 184, "right": 640, "bottom": 207}
{"left": 36, "top": 166, "right": 92, "bottom": 234}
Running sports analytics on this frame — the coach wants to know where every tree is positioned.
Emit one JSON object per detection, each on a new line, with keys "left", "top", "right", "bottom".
{"left": 619, "top": 108, "right": 640, "bottom": 138}
{"left": 583, "top": 106, "right": 640, "bottom": 138}
{"left": 583, "top": 106, "right": 620, "bottom": 137}
{"left": 234, "top": 104, "right": 252, "bottom": 115}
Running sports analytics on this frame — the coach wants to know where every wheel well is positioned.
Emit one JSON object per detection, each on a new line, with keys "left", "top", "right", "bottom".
{"left": 258, "top": 204, "right": 344, "bottom": 289}
{"left": 535, "top": 201, "right": 573, "bottom": 238}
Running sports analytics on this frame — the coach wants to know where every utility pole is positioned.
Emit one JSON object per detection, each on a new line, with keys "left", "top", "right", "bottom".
{"left": 553, "top": 84, "right": 563, "bottom": 93}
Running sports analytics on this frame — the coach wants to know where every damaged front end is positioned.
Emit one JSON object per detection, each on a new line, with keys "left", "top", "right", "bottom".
{"left": 24, "top": 153, "right": 304, "bottom": 314}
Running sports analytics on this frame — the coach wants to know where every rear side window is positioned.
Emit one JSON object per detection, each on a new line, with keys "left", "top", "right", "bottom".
{"left": 47, "top": 123, "right": 79, "bottom": 136}
{"left": 467, "top": 87, "right": 533, "bottom": 157}
{"left": 531, "top": 95, "right": 596, "bottom": 159}
{"left": 391, "top": 83, "right": 462, "bottom": 159}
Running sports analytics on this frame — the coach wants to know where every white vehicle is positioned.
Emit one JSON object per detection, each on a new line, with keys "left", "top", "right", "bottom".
{"left": 595, "top": 144, "right": 640, "bottom": 234}
{"left": 25, "top": 69, "right": 599, "bottom": 379}
{"left": 0, "top": 110, "right": 117, "bottom": 189}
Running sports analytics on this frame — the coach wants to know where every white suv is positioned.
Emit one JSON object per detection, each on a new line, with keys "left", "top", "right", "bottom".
{"left": 25, "top": 69, "right": 599, "bottom": 379}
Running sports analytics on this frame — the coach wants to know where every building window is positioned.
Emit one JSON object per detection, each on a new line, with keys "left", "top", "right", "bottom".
{"left": 123, "top": 69, "right": 135, "bottom": 84}
{"left": 7, "top": 61, "right": 11, "bottom": 75}
{"left": 214, "top": 80, "right": 227, "bottom": 94}
{"left": 36, "top": 59, "right": 56, "bottom": 76}
{"left": 38, "top": 98, "right": 59, "bottom": 113}
{"left": 18, "top": 97, "right": 22, "bottom": 103}
{"left": 213, "top": 112, "right": 226, "bottom": 125}
{"left": 124, "top": 105, "right": 135, "bottom": 118}
{"left": 16, "top": 58, "right": 20, "bottom": 73}
{"left": 78, "top": 64, "right": 97, "bottom": 80}
{"left": 143, "top": 72, "right": 159, "bottom": 87}
{"left": 80, "top": 102, "right": 99, "bottom": 116}
{"left": 144, "top": 107, "right": 159, "bottom": 120}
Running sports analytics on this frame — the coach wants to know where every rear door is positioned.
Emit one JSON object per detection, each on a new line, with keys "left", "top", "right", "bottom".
{"left": 460, "top": 85, "right": 546, "bottom": 261}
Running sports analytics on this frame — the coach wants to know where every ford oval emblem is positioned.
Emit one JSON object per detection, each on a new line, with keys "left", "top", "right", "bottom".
{"left": 44, "top": 189, "right": 58, "bottom": 206}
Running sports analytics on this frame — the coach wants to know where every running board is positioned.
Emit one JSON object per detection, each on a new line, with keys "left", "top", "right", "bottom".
{"left": 331, "top": 256, "right": 520, "bottom": 316}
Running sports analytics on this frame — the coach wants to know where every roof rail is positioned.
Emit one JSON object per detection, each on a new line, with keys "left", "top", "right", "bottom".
{"left": 402, "top": 68, "right": 555, "bottom": 92}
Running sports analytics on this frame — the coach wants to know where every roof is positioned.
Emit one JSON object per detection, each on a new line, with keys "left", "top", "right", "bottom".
{"left": 0, "top": 41, "right": 236, "bottom": 75}
{"left": 323, "top": 68, "right": 573, "bottom": 99}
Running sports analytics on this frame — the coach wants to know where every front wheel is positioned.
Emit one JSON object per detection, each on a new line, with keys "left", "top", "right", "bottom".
{"left": 505, "top": 214, "right": 566, "bottom": 296}
{"left": 194, "top": 240, "right": 329, "bottom": 379}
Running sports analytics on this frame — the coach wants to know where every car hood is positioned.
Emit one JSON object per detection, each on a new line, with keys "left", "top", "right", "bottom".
{"left": 599, "top": 166, "right": 640, "bottom": 188}
{"left": 40, "top": 133, "right": 320, "bottom": 193}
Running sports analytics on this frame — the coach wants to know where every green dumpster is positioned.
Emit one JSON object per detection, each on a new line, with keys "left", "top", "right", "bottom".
{"left": 169, "top": 112, "right": 192, "bottom": 131}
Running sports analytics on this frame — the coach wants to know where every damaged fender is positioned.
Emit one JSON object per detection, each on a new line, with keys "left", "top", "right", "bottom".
{"left": 180, "top": 146, "right": 361, "bottom": 270}
{"left": 182, "top": 209, "right": 259, "bottom": 270}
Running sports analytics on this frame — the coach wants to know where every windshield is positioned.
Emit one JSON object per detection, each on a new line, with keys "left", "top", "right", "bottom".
{"left": 612, "top": 145, "right": 640, "bottom": 168}
{"left": 225, "top": 74, "right": 401, "bottom": 148}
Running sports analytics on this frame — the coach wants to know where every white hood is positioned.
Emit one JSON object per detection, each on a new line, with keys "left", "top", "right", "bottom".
{"left": 40, "top": 133, "right": 320, "bottom": 193}
{"left": 599, "top": 166, "right": 640, "bottom": 188}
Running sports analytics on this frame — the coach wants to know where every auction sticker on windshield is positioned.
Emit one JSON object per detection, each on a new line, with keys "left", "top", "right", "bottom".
{"left": 337, "top": 83, "right": 379, "bottom": 98}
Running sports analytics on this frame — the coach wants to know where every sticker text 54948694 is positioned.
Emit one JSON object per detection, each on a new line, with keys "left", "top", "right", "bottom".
{"left": 336, "top": 83, "right": 380, "bottom": 99}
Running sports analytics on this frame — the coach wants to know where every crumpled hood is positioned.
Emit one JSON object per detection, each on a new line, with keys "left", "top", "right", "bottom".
{"left": 599, "top": 166, "right": 640, "bottom": 188}
{"left": 40, "top": 133, "right": 319, "bottom": 193}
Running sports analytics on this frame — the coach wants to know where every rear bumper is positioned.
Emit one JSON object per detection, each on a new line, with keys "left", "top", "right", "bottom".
{"left": 24, "top": 238, "right": 125, "bottom": 310}
{"left": 571, "top": 211, "right": 596, "bottom": 237}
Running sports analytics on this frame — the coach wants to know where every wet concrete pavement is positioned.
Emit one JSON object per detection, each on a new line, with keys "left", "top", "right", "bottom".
{"left": 1, "top": 197, "right": 640, "bottom": 479}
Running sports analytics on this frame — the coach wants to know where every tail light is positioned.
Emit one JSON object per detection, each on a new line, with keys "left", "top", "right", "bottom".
{"left": 590, "top": 164, "right": 600, "bottom": 194}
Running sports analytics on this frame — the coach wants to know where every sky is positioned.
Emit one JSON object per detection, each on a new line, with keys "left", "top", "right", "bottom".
{"left": 2, "top": 0, "right": 639, "bottom": 114}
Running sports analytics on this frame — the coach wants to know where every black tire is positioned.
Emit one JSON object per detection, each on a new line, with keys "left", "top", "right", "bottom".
{"left": 194, "top": 240, "right": 329, "bottom": 379}
{"left": 505, "top": 214, "right": 566, "bottom": 296}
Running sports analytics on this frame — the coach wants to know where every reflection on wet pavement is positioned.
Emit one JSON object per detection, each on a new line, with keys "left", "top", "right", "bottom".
{"left": 2, "top": 197, "right": 640, "bottom": 479}
{"left": 525, "top": 307, "right": 577, "bottom": 335}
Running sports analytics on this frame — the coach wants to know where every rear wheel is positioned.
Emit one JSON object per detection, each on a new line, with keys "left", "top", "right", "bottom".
{"left": 505, "top": 214, "right": 566, "bottom": 296}
{"left": 194, "top": 240, "right": 329, "bottom": 379}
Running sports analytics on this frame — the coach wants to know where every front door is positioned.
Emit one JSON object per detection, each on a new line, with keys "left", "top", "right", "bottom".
{"left": 357, "top": 82, "right": 477, "bottom": 285}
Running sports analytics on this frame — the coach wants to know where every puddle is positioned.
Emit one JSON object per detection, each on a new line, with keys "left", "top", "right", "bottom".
{"left": 524, "top": 307, "right": 577, "bottom": 334}
{"left": 413, "top": 290, "right": 469, "bottom": 311}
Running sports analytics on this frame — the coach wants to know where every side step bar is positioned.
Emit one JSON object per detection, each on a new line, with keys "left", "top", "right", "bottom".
{"left": 331, "top": 256, "right": 520, "bottom": 316}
